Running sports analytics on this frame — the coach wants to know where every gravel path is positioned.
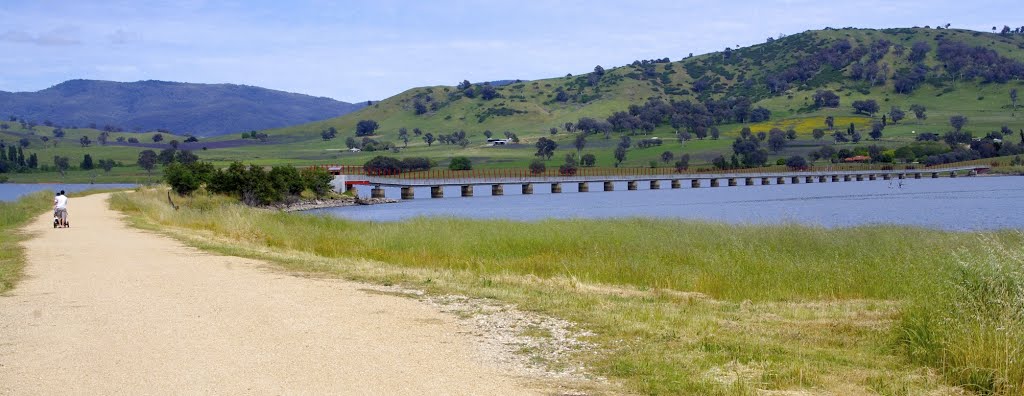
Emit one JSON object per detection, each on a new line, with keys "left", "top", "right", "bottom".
{"left": 0, "top": 193, "right": 537, "bottom": 395}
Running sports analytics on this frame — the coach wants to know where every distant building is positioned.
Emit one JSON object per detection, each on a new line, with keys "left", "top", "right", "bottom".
{"left": 843, "top": 155, "right": 871, "bottom": 162}
{"left": 348, "top": 147, "right": 361, "bottom": 152}
{"left": 487, "top": 138, "right": 512, "bottom": 146}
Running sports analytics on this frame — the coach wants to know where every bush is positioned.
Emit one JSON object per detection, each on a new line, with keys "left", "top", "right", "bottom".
{"left": 269, "top": 166, "right": 305, "bottom": 196}
{"left": 164, "top": 161, "right": 215, "bottom": 196}
{"left": 580, "top": 154, "right": 596, "bottom": 167}
{"left": 785, "top": 155, "right": 808, "bottom": 170}
{"left": 363, "top": 156, "right": 403, "bottom": 175}
{"left": 300, "top": 167, "right": 333, "bottom": 198}
{"left": 449, "top": 156, "right": 472, "bottom": 171}
{"left": 529, "top": 159, "right": 546, "bottom": 175}
{"left": 400, "top": 157, "right": 434, "bottom": 171}
{"left": 558, "top": 163, "right": 577, "bottom": 176}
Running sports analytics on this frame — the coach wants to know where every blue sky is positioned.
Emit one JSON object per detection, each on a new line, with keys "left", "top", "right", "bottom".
{"left": 0, "top": 0, "right": 1019, "bottom": 102}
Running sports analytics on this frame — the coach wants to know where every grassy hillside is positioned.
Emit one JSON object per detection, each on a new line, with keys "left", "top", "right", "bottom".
{"left": 3, "top": 27, "right": 1024, "bottom": 182}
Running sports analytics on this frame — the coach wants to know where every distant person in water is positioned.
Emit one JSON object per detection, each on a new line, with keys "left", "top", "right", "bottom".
{"left": 54, "top": 190, "right": 68, "bottom": 228}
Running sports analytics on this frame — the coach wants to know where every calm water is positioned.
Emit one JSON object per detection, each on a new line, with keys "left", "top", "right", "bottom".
{"left": 309, "top": 176, "right": 1024, "bottom": 231}
{"left": 0, "top": 184, "right": 136, "bottom": 202}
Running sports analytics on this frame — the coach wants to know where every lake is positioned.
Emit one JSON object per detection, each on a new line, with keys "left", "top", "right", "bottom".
{"left": 0, "top": 184, "right": 137, "bottom": 202}
{"left": 309, "top": 176, "right": 1024, "bottom": 231}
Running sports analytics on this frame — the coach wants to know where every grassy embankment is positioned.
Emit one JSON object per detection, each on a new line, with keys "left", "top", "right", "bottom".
{"left": 0, "top": 191, "right": 56, "bottom": 293}
{"left": 111, "top": 188, "right": 1023, "bottom": 395}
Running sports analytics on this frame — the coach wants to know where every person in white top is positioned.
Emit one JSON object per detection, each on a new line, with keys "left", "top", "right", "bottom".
{"left": 53, "top": 190, "right": 68, "bottom": 228}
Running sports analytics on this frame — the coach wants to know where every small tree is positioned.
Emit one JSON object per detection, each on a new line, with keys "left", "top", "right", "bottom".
{"left": 870, "top": 122, "right": 884, "bottom": 140}
{"left": 812, "top": 129, "right": 825, "bottom": 140}
{"left": 80, "top": 154, "right": 94, "bottom": 170}
{"left": 660, "top": 151, "right": 674, "bottom": 164}
{"left": 53, "top": 156, "right": 70, "bottom": 176}
{"left": 910, "top": 104, "right": 927, "bottom": 122}
{"left": 448, "top": 156, "right": 472, "bottom": 170}
{"left": 165, "top": 161, "right": 215, "bottom": 196}
{"left": 355, "top": 120, "right": 380, "bottom": 137}
{"left": 534, "top": 137, "right": 557, "bottom": 160}
{"left": 528, "top": 159, "right": 546, "bottom": 174}
{"left": 98, "top": 159, "right": 115, "bottom": 172}
{"left": 580, "top": 153, "right": 596, "bottom": 167}
{"left": 613, "top": 146, "right": 627, "bottom": 167}
{"left": 79, "top": 135, "right": 92, "bottom": 147}
{"left": 300, "top": 167, "right": 334, "bottom": 198}
{"left": 423, "top": 133, "right": 435, "bottom": 146}
{"left": 949, "top": 115, "right": 967, "bottom": 132}
{"left": 1011, "top": 88, "right": 1018, "bottom": 112}
{"left": 825, "top": 116, "right": 835, "bottom": 130}
{"left": 152, "top": 133, "right": 164, "bottom": 143}
{"left": 674, "top": 154, "right": 690, "bottom": 171}
{"left": 889, "top": 106, "right": 905, "bottom": 124}
{"left": 137, "top": 150, "right": 157, "bottom": 174}
{"left": 785, "top": 155, "right": 808, "bottom": 170}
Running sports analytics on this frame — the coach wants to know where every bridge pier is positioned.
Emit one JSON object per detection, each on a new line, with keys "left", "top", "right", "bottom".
{"left": 521, "top": 184, "right": 533, "bottom": 195}
{"left": 791, "top": 176, "right": 800, "bottom": 184}
{"left": 578, "top": 182, "right": 589, "bottom": 192}
{"left": 869, "top": 174, "right": 877, "bottom": 181}
{"left": 727, "top": 178, "right": 737, "bottom": 187}
{"left": 491, "top": 184, "right": 504, "bottom": 196}
{"left": 371, "top": 186, "right": 385, "bottom": 199}
{"left": 898, "top": 174, "right": 906, "bottom": 179}
{"left": 401, "top": 186, "right": 414, "bottom": 200}
{"left": 431, "top": 186, "right": 444, "bottom": 198}
{"left": 551, "top": 183, "right": 562, "bottom": 193}
{"left": 650, "top": 180, "right": 660, "bottom": 190}
{"left": 604, "top": 181, "right": 614, "bottom": 191}
{"left": 805, "top": 176, "right": 814, "bottom": 183}
{"left": 777, "top": 177, "right": 785, "bottom": 184}
{"left": 671, "top": 180, "right": 681, "bottom": 189}
{"left": 710, "top": 179, "right": 720, "bottom": 187}
{"left": 691, "top": 179, "right": 700, "bottom": 188}
{"left": 883, "top": 174, "right": 892, "bottom": 180}
{"left": 856, "top": 175, "right": 864, "bottom": 181}
{"left": 831, "top": 175, "right": 839, "bottom": 182}
{"left": 931, "top": 172, "right": 939, "bottom": 178}
{"left": 949, "top": 171, "right": 957, "bottom": 178}
{"left": 461, "top": 185, "right": 473, "bottom": 197}
{"left": 745, "top": 177, "right": 754, "bottom": 186}
{"left": 914, "top": 173, "right": 921, "bottom": 179}
{"left": 761, "top": 177, "right": 770, "bottom": 185}
{"left": 819, "top": 175, "right": 828, "bottom": 183}
{"left": 627, "top": 181, "right": 638, "bottom": 190}
{"left": 844, "top": 175, "right": 852, "bottom": 181}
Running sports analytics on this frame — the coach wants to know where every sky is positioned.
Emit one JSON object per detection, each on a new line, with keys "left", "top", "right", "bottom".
{"left": 0, "top": 0, "right": 1020, "bottom": 102}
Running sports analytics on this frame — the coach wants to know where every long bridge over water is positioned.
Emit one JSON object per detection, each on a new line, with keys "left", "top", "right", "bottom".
{"left": 329, "top": 165, "right": 988, "bottom": 200}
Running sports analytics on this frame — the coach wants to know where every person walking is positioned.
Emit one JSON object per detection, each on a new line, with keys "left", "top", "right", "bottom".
{"left": 54, "top": 190, "right": 68, "bottom": 228}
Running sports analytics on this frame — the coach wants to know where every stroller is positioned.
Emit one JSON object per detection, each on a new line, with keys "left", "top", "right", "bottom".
{"left": 53, "top": 211, "right": 69, "bottom": 228}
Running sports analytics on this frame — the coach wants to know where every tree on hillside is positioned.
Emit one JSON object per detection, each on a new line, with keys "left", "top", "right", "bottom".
{"left": 321, "top": 127, "right": 337, "bottom": 141}
{"left": 413, "top": 127, "right": 422, "bottom": 136}
{"left": 710, "top": 127, "right": 721, "bottom": 140}
{"left": 889, "top": 106, "right": 905, "bottom": 124}
{"left": 580, "top": 153, "right": 596, "bottom": 167}
{"left": 98, "top": 159, "right": 115, "bottom": 172}
{"left": 674, "top": 154, "right": 690, "bottom": 171}
{"left": 950, "top": 115, "right": 967, "bottom": 132}
{"left": 825, "top": 116, "right": 834, "bottom": 130}
{"left": 660, "top": 151, "right": 674, "bottom": 164}
{"left": 169, "top": 140, "right": 180, "bottom": 149}
{"left": 423, "top": 133, "right": 435, "bottom": 147}
{"left": 98, "top": 131, "right": 109, "bottom": 145}
{"left": 479, "top": 84, "right": 499, "bottom": 100}
{"left": 52, "top": 127, "right": 65, "bottom": 138}
{"left": 79, "top": 135, "right": 92, "bottom": 147}
{"left": 574, "top": 133, "right": 586, "bottom": 163}
{"left": 908, "top": 41, "right": 930, "bottom": 63}
{"left": 483, "top": 130, "right": 492, "bottom": 139}
{"left": 1012, "top": 88, "right": 1019, "bottom": 112}
{"left": 613, "top": 146, "right": 627, "bottom": 167}
{"left": 413, "top": 101, "right": 427, "bottom": 115}
{"left": 812, "top": 129, "right": 825, "bottom": 141}
{"left": 398, "top": 127, "right": 409, "bottom": 147}
{"left": 127, "top": 137, "right": 139, "bottom": 144}
{"left": 768, "top": 129, "right": 787, "bottom": 152}
{"left": 53, "top": 156, "right": 70, "bottom": 176}
{"left": 785, "top": 129, "right": 797, "bottom": 140}
{"left": 137, "top": 150, "right": 157, "bottom": 174}
{"left": 852, "top": 100, "right": 879, "bottom": 116}
{"left": 910, "top": 104, "right": 927, "bottom": 122}
{"left": 870, "top": 122, "right": 884, "bottom": 140}
{"left": 355, "top": 120, "right": 379, "bottom": 137}
{"left": 786, "top": 155, "right": 808, "bottom": 170}
{"left": 80, "top": 154, "right": 94, "bottom": 170}
{"left": 152, "top": 133, "right": 163, "bottom": 143}
{"left": 813, "top": 90, "right": 840, "bottom": 108}
{"left": 549, "top": 127, "right": 558, "bottom": 135}
{"left": 535, "top": 137, "right": 557, "bottom": 160}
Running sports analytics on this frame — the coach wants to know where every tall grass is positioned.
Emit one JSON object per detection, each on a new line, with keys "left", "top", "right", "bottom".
{"left": 0, "top": 191, "right": 54, "bottom": 293}
{"left": 899, "top": 235, "right": 1024, "bottom": 395}
{"left": 110, "top": 188, "right": 1024, "bottom": 394}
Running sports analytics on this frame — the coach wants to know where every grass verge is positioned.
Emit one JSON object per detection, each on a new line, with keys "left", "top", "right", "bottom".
{"left": 0, "top": 191, "right": 55, "bottom": 293}
{"left": 110, "top": 188, "right": 1022, "bottom": 394}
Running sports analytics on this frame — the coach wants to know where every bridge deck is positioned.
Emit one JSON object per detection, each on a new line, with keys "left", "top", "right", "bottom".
{"left": 356, "top": 166, "right": 981, "bottom": 187}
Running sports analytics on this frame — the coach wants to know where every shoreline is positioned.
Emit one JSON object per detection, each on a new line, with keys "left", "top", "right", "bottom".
{"left": 272, "top": 196, "right": 399, "bottom": 212}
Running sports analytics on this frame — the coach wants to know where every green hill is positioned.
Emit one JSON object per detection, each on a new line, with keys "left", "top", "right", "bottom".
{"left": 3, "top": 27, "right": 1024, "bottom": 182}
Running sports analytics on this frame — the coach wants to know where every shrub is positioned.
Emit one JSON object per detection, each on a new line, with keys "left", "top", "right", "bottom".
{"left": 529, "top": 159, "right": 546, "bottom": 175}
{"left": 164, "top": 161, "right": 215, "bottom": 196}
{"left": 300, "top": 167, "right": 333, "bottom": 198}
{"left": 449, "top": 157, "right": 472, "bottom": 171}
{"left": 558, "top": 162, "right": 577, "bottom": 176}
{"left": 400, "top": 157, "right": 434, "bottom": 171}
{"left": 580, "top": 154, "right": 596, "bottom": 167}
{"left": 785, "top": 155, "right": 808, "bottom": 170}
{"left": 363, "top": 156, "right": 403, "bottom": 175}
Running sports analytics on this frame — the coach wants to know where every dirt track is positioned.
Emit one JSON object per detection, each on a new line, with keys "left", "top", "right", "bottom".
{"left": 0, "top": 193, "right": 536, "bottom": 394}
